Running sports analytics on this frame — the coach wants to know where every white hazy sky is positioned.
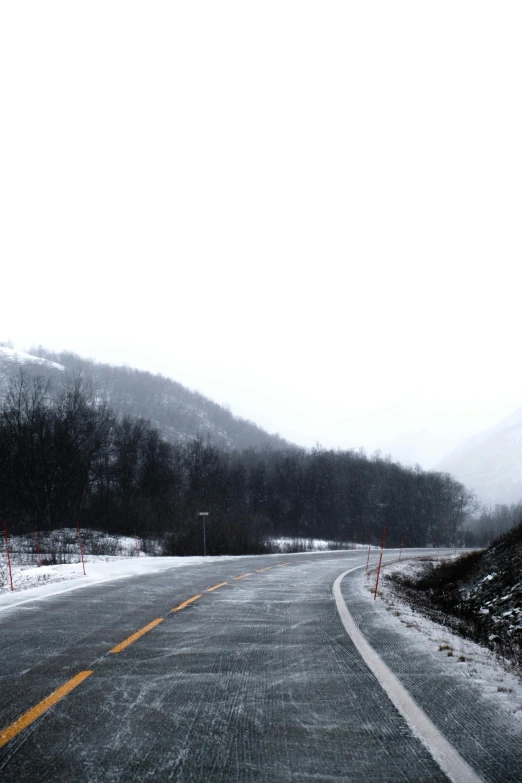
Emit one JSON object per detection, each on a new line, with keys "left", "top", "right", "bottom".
{"left": 1, "top": 2, "right": 521, "bottom": 468}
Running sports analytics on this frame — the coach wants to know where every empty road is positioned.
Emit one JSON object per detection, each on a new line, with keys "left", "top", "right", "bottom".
{"left": 0, "top": 549, "right": 519, "bottom": 781}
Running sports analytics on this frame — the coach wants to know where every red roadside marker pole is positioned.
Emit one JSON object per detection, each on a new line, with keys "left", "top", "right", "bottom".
{"left": 34, "top": 527, "right": 43, "bottom": 567}
{"left": 134, "top": 527, "right": 140, "bottom": 557}
{"left": 398, "top": 537, "right": 404, "bottom": 562}
{"left": 3, "top": 520, "right": 14, "bottom": 591}
{"left": 76, "top": 522, "right": 86, "bottom": 576}
{"left": 374, "top": 526, "right": 387, "bottom": 600}
{"left": 365, "top": 532, "right": 373, "bottom": 573}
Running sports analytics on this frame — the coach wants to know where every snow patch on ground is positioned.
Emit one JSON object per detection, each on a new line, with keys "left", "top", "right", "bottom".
{"left": 364, "top": 558, "right": 522, "bottom": 722}
{"left": 0, "top": 553, "right": 240, "bottom": 611}
{"left": 270, "top": 536, "right": 374, "bottom": 552}
{"left": 0, "top": 528, "right": 370, "bottom": 609}
{"left": 0, "top": 529, "right": 246, "bottom": 609}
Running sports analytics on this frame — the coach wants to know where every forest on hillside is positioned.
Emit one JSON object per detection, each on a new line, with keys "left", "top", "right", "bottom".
{"left": 0, "top": 373, "right": 476, "bottom": 554}
{"left": 26, "top": 347, "right": 291, "bottom": 452}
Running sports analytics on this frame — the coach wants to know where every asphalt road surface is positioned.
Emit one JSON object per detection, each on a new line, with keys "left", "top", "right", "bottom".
{"left": 0, "top": 549, "right": 519, "bottom": 782}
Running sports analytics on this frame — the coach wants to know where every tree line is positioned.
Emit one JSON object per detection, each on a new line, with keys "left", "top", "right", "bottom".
{"left": 464, "top": 502, "right": 522, "bottom": 547}
{"left": 0, "top": 373, "right": 476, "bottom": 554}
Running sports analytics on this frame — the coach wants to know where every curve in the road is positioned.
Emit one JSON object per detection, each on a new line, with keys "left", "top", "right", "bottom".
{"left": 333, "top": 565, "right": 484, "bottom": 783}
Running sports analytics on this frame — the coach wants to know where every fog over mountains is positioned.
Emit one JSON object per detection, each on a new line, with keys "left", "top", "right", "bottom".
{"left": 0, "top": 346, "right": 291, "bottom": 452}
{"left": 436, "top": 407, "right": 522, "bottom": 506}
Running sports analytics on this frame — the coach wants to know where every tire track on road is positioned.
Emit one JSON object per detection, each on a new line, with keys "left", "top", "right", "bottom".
{"left": 0, "top": 563, "right": 289, "bottom": 754}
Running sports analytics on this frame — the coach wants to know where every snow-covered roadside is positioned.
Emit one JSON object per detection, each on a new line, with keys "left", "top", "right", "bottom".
{"left": 0, "top": 554, "right": 239, "bottom": 612}
{"left": 0, "top": 544, "right": 366, "bottom": 610}
{"left": 0, "top": 531, "right": 369, "bottom": 604}
{"left": 0, "top": 526, "right": 373, "bottom": 612}
{"left": 364, "top": 557, "right": 522, "bottom": 723}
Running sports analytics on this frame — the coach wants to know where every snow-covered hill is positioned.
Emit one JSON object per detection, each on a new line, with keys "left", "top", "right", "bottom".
{"left": 437, "top": 407, "right": 522, "bottom": 505}
{"left": 0, "top": 345, "right": 65, "bottom": 373}
{"left": 0, "top": 346, "right": 291, "bottom": 452}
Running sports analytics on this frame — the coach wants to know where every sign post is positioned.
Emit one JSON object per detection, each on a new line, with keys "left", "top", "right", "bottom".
{"left": 76, "top": 522, "right": 86, "bottom": 576}
{"left": 3, "top": 521, "right": 14, "bottom": 591}
{"left": 34, "top": 527, "right": 43, "bottom": 567}
{"left": 199, "top": 512, "right": 209, "bottom": 557}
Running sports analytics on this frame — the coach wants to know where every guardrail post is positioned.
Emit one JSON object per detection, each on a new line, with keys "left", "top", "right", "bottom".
{"left": 374, "top": 526, "right": 386, "bottom": 600}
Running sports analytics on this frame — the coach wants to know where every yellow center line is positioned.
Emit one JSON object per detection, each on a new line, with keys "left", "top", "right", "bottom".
{"left": 0, "top": 670, "right": 93, "bottom": 749}
{"left": 110, "top": 618, "right": 164, "bottom": 654}
{"left": 0, "top": 560, "right": 300, "bottom": 749}
{"left": 206, "top": 581, "right": 228, "bottom": 592}
{"left": 171, "top": 594, "right": 202, "bottom": 613}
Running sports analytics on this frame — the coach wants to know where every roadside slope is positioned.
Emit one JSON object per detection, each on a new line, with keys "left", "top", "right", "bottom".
{"left": 339, "top": 561, "right": 521, "bottom": 783}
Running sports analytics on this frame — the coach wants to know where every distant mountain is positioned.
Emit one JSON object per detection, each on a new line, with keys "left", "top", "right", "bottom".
{"left": 0, "top": 346, "right": 292, "bottom": 452}
{"left": 436, "top": 407, "right": 522, "bottom": 505}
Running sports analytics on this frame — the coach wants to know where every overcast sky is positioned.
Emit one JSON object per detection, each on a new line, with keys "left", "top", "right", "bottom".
{"left": 1, "top": 2, "right": 521, "bottom": 468}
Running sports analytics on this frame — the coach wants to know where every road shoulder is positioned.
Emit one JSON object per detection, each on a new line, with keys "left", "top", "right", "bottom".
{"left": 336, "top": 562, "right": 522, "bottom": 783}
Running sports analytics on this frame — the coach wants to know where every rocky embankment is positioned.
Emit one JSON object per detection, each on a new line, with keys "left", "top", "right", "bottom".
{"left": 387, "top": 522, "right": 522, "bottom": 669}
{"left": 463, "top": 522, "right": 522, "bottom": 651}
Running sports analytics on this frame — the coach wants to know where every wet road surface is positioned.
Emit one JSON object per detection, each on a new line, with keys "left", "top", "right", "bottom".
{"left": 0, "top": 549, "right": 518, "bottom": 781}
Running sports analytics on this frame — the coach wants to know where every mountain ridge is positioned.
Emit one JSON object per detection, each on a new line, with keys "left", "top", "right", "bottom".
{"left": 0, "top": 345, "right": 292, "bottom": 452}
